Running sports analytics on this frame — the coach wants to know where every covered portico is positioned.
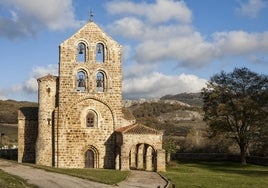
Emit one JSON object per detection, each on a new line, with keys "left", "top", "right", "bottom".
{"left": 115, "top": 123, "right": 166, "bottom": 172}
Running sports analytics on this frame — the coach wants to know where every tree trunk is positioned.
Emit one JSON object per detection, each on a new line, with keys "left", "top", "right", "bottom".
{"left": 239, "top": 144, "right": 247, "bottom": 165}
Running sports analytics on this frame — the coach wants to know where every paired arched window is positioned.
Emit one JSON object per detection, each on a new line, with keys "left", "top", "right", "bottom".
{"left": 96, "top": 43, "right": 104, "bottom": 62}
{"left": 76, "top": 70, "right": 108, "bottom": 93}
{"left": 77, "top": 42, "right": 86, "bottom": 62}
{"left": 86, "top": 110, "right": 97, "bottom": 127}
{"left": 76, "top": 42, "right": 106, "bottom": 63}
{"left": 77, "top": 71, "right": 87, "bottom": 91}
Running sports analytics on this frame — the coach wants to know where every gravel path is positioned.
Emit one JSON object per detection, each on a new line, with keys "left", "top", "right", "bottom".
{"left": 0, "top": 160, "right": 167, "bottom": 188}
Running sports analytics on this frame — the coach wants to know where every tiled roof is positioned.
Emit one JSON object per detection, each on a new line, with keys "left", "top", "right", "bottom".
{"left": 116, "top": 123, "right": 163, "bottom": 135}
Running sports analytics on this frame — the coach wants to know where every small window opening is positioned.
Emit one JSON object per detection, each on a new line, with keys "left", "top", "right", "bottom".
{"left": 96, "top": 72, "right": 104, "bottom": 92}
{"left": 96, "top": 43, "right": 104, "bottom": 62}
{"left": 78, "top": 42, "right": 86, "bottom": 62}
{"left": 86, "top": 112, "right": 96, "bottom": 127}
{"left": 77, "top": 71, "right": 86, "bottom": 91}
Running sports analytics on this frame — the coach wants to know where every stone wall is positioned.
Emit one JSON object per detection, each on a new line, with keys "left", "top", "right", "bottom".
{"left": 18, "top": 107, "right": 38, "bottom": 163}
{"left": 55, "top": 98, "right": 117, "bottom": 168}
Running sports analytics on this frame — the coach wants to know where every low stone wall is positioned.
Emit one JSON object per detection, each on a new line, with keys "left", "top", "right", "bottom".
{"left": 172, "top": 153, "right": 268, "bottom": 166}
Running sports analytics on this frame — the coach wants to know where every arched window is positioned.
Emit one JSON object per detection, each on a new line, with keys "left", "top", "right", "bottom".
{"left": 77, "top": 71, "right": 86, "bottom": 91}
{"left": 86, "top": 111, "right": 97, "bottom": 127}
{"left": 77, "top": 42, "right": 86, "bottom": 62}
{"left": 96, "top": 43, "right": 104, "bottom": 62}
{"left": 96, "top": 72, "right": 105, "bottom": 92}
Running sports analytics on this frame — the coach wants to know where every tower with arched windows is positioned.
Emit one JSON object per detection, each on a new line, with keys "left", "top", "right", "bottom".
{"left": 18, "top": 18, "right": 166, "bottom": 172}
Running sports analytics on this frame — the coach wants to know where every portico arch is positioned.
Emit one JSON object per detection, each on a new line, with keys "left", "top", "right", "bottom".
{"left": 129, "top": 143, "right": 156, "bottom": 171}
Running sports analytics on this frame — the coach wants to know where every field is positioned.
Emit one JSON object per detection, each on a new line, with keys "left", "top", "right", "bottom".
{"left": 161, "top": 161, "right": 268, "bottom": 188}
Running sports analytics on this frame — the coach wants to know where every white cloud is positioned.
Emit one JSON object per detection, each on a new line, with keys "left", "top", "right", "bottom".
{"left": 106, "top": 0, "right": 192, "bottom": 24}
{"left": 12, "top": 64, "right": 58, "bottom": 94}
{"left": 236, "top": 0, "right": 267, "bottom": 18}
{"left": 123, "top": 71, "right": 207, "bottom": 99}
{"left": 0, "top": 0, "right": 84, "bottom": 39}
{"left": 106, "top": 0, "right": 268, "bottom": 69}
{"left": 213, "top": 31, "right": 268, "bottom": 56}
{"left": 135, "top": 32, "right": 217, "bottom": 68}
{"left": 106, "top": 0, "right": 268, "bottom": 101}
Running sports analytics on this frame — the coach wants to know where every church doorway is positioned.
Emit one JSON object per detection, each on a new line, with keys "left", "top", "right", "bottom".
{"left": 85, "top": 149, "right": 94, "bottom": 168}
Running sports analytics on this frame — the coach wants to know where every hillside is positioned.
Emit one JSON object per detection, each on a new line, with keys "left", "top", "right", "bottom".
{"left": 161, "top": 92, "right": 203, "bottom": 106}
{"left": 125, "top": 100, "right": 209, "bottom": 153}
{"left": 0, "top": 100, "right": 38, "bottom": 123}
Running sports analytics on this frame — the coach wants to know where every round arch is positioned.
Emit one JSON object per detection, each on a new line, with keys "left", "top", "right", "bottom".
{"left": 83, "top": 145, "right": 99, "bottom": 168}
{"left": 62, "top": 96, "right": 117, "bottom": 130}
{"left": 128, "top": 143, "right": 156, "bottom": 171}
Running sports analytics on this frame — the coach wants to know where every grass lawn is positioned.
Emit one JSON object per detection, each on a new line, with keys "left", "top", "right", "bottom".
{"left": 0, "top": 169, "right": 38, "bottom": 188}
{"left": 26, "top": 163, "right": 130, "bottom": 185}
{"left": 160, "top": 161, "right": 268, "bottom": 188}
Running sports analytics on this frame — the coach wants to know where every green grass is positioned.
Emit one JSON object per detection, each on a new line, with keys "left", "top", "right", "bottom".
{"left": 26, "top": 164, "right": 130, "bottom": 185}
{"left": 0, "top": 169, "right": 38, "bottom": 188}
{"left": 160, "top": 161, "right": 268, "bottom": 188}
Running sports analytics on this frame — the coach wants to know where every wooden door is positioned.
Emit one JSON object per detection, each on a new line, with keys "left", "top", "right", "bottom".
{"left": 85, "top": 150, "right": 94, "bottom": 168}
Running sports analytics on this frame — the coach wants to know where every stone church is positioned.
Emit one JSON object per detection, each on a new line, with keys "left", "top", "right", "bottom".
{"left": 17, "top": 18, "right": 166, "bottom": 172}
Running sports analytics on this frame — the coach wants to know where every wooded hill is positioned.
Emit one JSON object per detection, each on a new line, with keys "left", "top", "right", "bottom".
{"left": 0, "top": 100, "right": 38, "bottom": 124}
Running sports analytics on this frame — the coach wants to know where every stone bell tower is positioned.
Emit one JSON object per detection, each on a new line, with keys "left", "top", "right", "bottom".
{"left": 35, "top": 17, "right": 124, "bottom": 168}
{"left": 55, "top": 19, "right": 123, "bottom": 168}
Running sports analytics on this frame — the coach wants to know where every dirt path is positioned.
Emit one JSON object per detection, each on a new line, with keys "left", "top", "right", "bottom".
{"left": 118, "top": 170, "right": 167, "bottom": 188}
{"left": 0, "top": 160, "right": 167, "bottom": 188}
{"left": 0, "top": 160, "right": 112, "bottom": 188}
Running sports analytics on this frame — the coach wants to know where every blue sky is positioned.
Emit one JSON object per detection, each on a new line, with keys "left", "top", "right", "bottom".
{"left": 0, "top": 0, "right": 268, "bottom": 101}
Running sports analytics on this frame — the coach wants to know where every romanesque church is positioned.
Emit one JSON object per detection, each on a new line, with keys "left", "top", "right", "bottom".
{"left": 17, "top": 18, "right": 166, "bottom": 172}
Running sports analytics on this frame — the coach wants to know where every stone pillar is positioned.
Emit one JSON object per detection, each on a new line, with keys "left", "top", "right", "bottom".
{"left": 120, "top": 155, "right": 130, "bottom": 171}
{"left": 156, "top": 149, "right": 166, "bottom": 172}
{"left": 115, "top": 154, "right": 120, "bottom": 170}
{"left": 120, "top": 144, "right": 130, "bottom": 171}
{"left": 137, "top": 144, "right": 144, "bottom": 169}
{"left": 17, "top": 115, "right": 25, "bottom": 163}
{"left": 145, "top": 146, "right": 153, "bottom": 171}
{"left": 130, "top": 146, "right": 137, "bottom": 169}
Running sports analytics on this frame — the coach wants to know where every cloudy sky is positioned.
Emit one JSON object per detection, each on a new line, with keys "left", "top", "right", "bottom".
{"left": 0, "top": 0, "right": 267, "bottom": 101}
